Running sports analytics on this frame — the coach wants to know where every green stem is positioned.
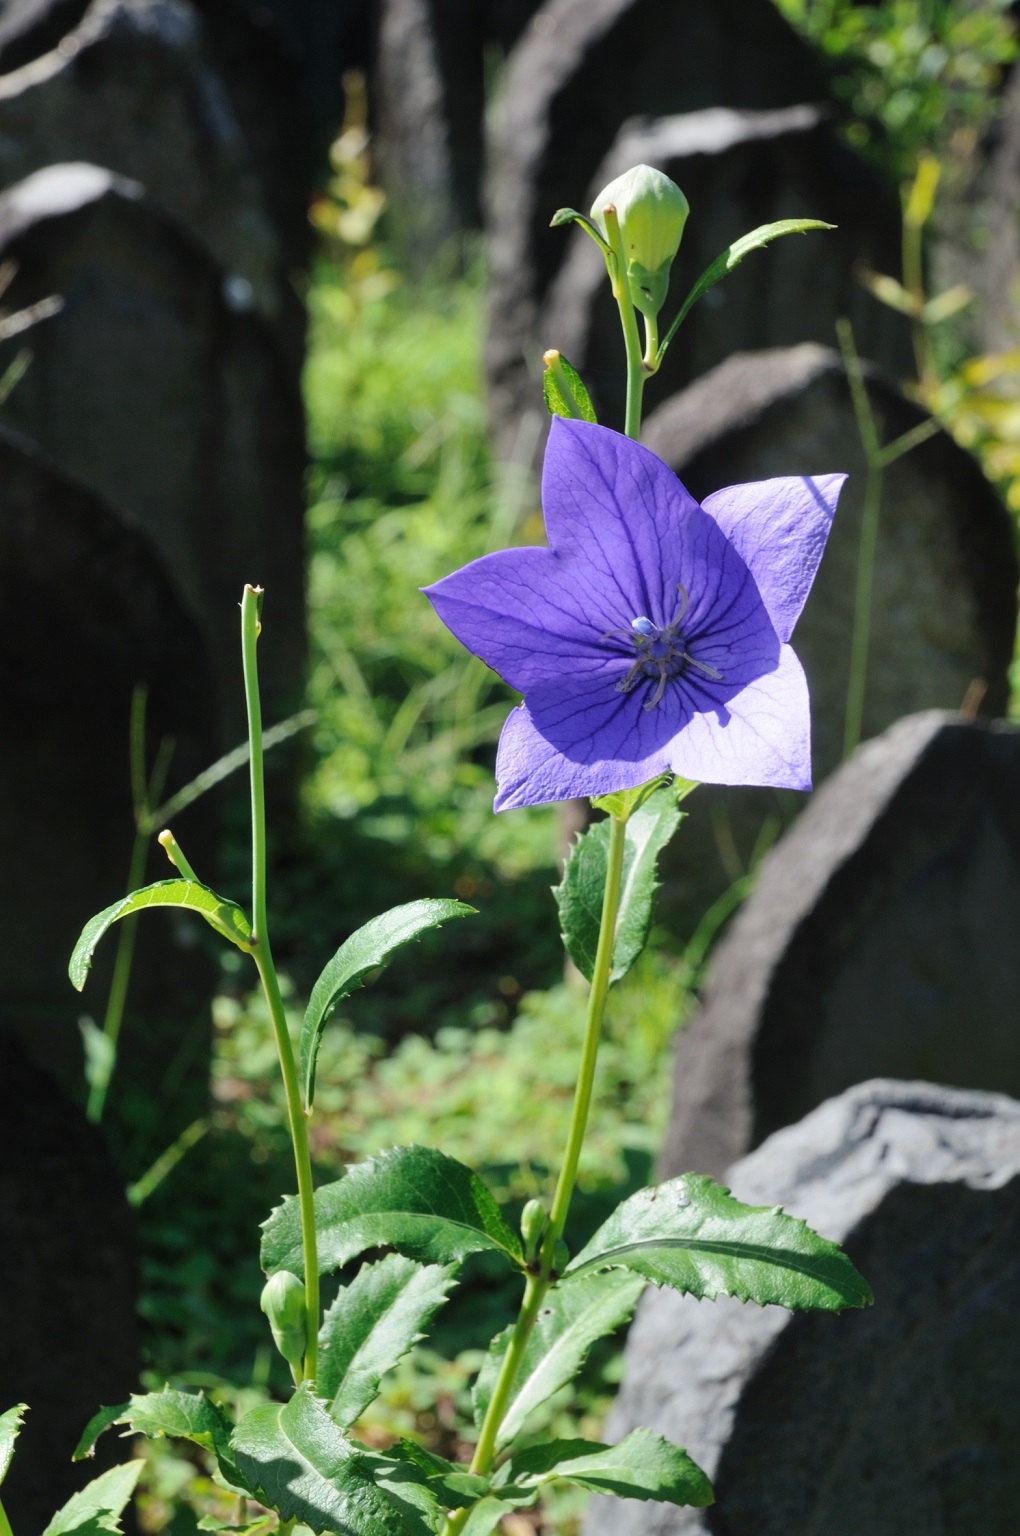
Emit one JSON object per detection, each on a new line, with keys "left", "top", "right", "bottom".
{"left": 843, "top": 461, "right": 882, "bottom": 760}
{"left": 241, "top": 586, "right": 320, "bottom": 1383}
{"left": 86, "top": 826, "right": 147, "bottom": 1123}
{"left": 602, "top": 205, "right": 647, "bottom": 439}
{"left": 0, "top": 1491, "right": 14, "bottom": 1536}
{"left": 442, "top": 818, "right": 628, "bottom": 1536}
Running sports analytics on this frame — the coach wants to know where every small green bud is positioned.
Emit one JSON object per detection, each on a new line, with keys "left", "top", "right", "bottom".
{"left": 552, "top": 1238, "right": 569, "bottom": 1275}
{"left": 520, "top": 1198, "right": 546, "bottom": 1262}
{"left": 260, "top": 1270, "right": 307, "bottom": 1373}
{"left": 590, "top": 164, "right": 690, "bottom": 318}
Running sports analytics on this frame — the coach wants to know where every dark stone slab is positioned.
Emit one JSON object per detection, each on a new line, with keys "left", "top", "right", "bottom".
{"left": 0, "top": 420, "right": 218, "bottom": 1100}
{"left": 639, "top": 343, "right": 1017, "bottom": 934}
{"left": 662, "top": 710, "right": 1020, "bottom": 1183}
{"left": 0, "top": 162, "right": 306, "bottom": 739}
{"left": 543, "top": 106, "right": 910, "bottom": 436}
{"left": 0, "top": 1034, "right": 139, "bottom": 1534}
{"left": 373, "top": 0, "right": 543, "bottom": 266}
{"left": 585, "top": 1079, "right": 1020, "bottom": 1536}
{"left": 0, "top": 0, "right": 309, "bottom": 366}
{"left": 485, "top": 0, "right": 831, "bottom": 454}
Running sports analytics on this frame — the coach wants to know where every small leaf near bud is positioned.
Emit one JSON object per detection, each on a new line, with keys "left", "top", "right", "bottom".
{"left": 552, "top": 1238, "right": 570, "bottom": 1275}
{"left": 590, "top": 164, "right": 690, "bottom": 318}
{"left": 260, "top": 1271, "right": 306, "bottom": 1373}
{"left": 520, "top": 1198, "right": 546, "bottom": 1262}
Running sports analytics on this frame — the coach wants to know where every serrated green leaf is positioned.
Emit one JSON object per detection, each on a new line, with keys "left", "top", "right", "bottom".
{"left": 473, "top": 1269, "right": 645, "bottom": 1448}
{"left": 106, "top": 1389, "right": 239, "bottom": 1485}
{"left": 261, "top": 1145, "right": 523, "bottom": 1279}
{"left": 498, "top": 1429, "right": 713, "bottom": 1506}
{"left": 0, "top": 1404, "right": 27, "bottom": 1487}
{"left": 42, "top": 1461, "right": 143, "bottom": 1536}
{"left": 659, "top": 219, "right": 834, "bottom": 363}
{"left": 554, "top": 786, "right": 685, "bottom": 984}
{"left": 301, "top": 900, "right": 474, "bottom": 1109}
{"left": 230, "top": 1386, "right": 428, "bottom": 1536}
{"left": 542, "top": 353, "right": 597, "bottom": 423}
{"left": 73, "top": 1404, "right": 130, "bottom": 1461}
{"left": 394, "top": 1442, "right": 488, "bottom": 1510}
{"left": 69, "top": 880, "right": 252, "bottom": 989}
{"left": 565, "top": 1174, "right": 873, "bottom": 1310}
{"left": 319, "top": 1255, "right": 458, "bottom": 1426}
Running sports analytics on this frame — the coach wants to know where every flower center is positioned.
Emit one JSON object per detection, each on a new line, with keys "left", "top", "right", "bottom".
{"left": 608, "top": 589, "right": 722, "bottom": 710}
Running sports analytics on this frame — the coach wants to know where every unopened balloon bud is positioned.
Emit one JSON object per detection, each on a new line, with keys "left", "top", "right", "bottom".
{"left": 260, "top": 1270, "right": 306, "bottom": 1372}
{"left": 590, "top": 164, "right": 689, "bottom": 318}
{"left": 520, "top": 1198, "right": 546, "bottom": 1262}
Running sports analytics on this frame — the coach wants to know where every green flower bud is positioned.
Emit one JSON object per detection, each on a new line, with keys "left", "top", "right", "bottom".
{"left": 590, "top": 164, "right": 690, "bottom": 318}
{"left": 260, "top": 1270, "right": 307, "bottom": 1373}
{"left": 520, "top": 1198, "right": 546, "bottom": 1262}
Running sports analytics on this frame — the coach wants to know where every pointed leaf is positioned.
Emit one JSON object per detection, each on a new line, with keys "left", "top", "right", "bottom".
{"left": 473, "top": 1269, "right": 645, "bottom": 1448}
{"left": 554, "top": 786, "right": 686, "bottom": 984}
{"left": 394, "top": 1443, "right": 488, "bottom": 1510}
{"left": 70, "top": 880, "right": 252, "bottom": 989}
{"left": 499, "top": 1429, "right": 713, "bottom": 1506}
{"left": 543, "top": 353, "right": 597, "bottom": 424}
{"left": 659, "top": 220, "right": 834, "bottom": 362}
{"left": 456, "top": 1496, "right": 534, "bottom": 1536}
{"left": 42, "top": 1461, "right": 143, "bottom": 1536}
{"left": 319, "top": 1255, "right": 458, "bottom": 1426}
{"left": 301, "top": 900, "right": 474, "bottom": 1108}
{"left": 261, "top": 1145, "right": 522, "bottom": 1278}
{"left": 0, "top": 1404, "right": 27, "bottom": 1487}
{"left": 230, "top": 1385, "right": 431, "bottom": 1536}
{"left": 73, "top": 1404, "right": 130, "bottom": 1461}
{"left": 565, "top": 1174, "right": 873, "bottom": 1310}
{"left": 591, "top": 774, "right": 696, "bottom": 821}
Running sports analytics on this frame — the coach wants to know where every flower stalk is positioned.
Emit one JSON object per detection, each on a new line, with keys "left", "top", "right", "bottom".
{"left": 241, "top": 585, "right": 320, "bottom": 1382}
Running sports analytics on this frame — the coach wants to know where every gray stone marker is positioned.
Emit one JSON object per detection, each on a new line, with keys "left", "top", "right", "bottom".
{"left": 0, "top": 162, "right": 306, "bottom": 738}
{"left": 584, "top": 1078, "right": 1020, "bottom": 1536}
{"left": 639, "top": 344, "right": 1017, "bottom": 934}
{"left": 0, "top": 0, "right": 307, "bottom": 366}
{"left": 0, "top": 420, "right": 217, "bottom": 1100}
{"left": 544, "top": 106, "right": 909, "bottom": 435}
{"left": 663, "top": 710, "right": 1020, "bottom": 1183}
{"left": 0, "top": 1033, "right": 139, "bottom": 1535}
{"left": 485, "top": 0, "right": 830, "bottom": 455}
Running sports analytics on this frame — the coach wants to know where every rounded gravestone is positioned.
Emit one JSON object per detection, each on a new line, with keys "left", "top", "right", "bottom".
{"left": 640, "top": 345, "right": 1018, "bottom": 933}
{"left": 485, "top": 0, "right": 830, "bottom": 455}
{"left": 663, "top": 710, "right": 1020, "bottom": 1183}
{"left": 0, "top": 162, "right": 306, "bottom": 741}
{"left": 585, "top": 1079, "right": 1020, "bottom": 1536}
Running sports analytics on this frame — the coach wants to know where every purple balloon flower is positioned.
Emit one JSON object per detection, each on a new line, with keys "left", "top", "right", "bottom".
{"left": 424, "top": 418, "right": 845, "bottom": 811}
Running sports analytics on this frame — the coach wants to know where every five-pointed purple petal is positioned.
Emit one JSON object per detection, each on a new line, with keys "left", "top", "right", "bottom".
{"left": 423, "top": 418, "right": 844, "bottom": 810}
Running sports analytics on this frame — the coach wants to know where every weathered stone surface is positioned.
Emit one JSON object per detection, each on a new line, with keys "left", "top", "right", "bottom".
{"left": 544, "top": 107, "right": 910, "bottom": 434}
{"left": 640, "top": 344, "right": 1017, "bottom": 933}
{"left": 374, "top": 0, "right": 542, "bottom": 265}
{"left": 0, "top": 420, "right": 217, "bottom": 1095}
{"left": 0, "top": 1035, "right": 139, "bottom": 1534}
{"left": 0, "top": 0, "right": 308, "bottom": 363}
{"left": 585, "top": 1079, "right": 1020, "bottom": 1535}
{"left": 662, "top": 710, "right": 1020, "bottom": 1182}
{"left": 485, "top": 0, "right": 831, "bottom": 454}
{"left": 0, "top": 162, "right": 306, "bottom": 738}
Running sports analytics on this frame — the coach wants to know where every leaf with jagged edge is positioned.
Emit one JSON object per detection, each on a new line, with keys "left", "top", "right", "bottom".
{"left": 73, "top": 1405, "right": 130, "bottom": 1462}
{"left": 261, "top": 1145, "right": 523, "bottom": 1279}
{"left": 319, "top": 1255, "right": 458, "bottom": 1426}
{"left": 394, "top": 1443, "right": 488, "bottom": 1511}
{"left": 543, "top": 353, "right": 597, "bottom": 424}
{"left": 472, "top": 1269, "right": 646, "bottom": 1448}
{"left": 74, "top": 1390, "right": 239, "bottom": 1486}
{"left": 230, "top": 1386, "right": 440, "bottom": 1536}
{"left": 42, "top": 1461, "right": 143, "bottom": 1536}
{"left": 0, "top": 1404, "right": 27, "bottom": 1487}
{"left": 495, "top": 1429, "right": 713, "bottom": 1507}
{"left": 70, "top": 880, "right": 252, "bottom": 990}
{"left": 565, "top": 1174, "right": 873, "bottom": 1311}
{"left": 659, "top": 219, "right": 834, "bottom": 362}
{"left": 300, "top": 900, "right": 474, "bottom": 1109}
{"left": 554, "top": 785, "right": 687, "bottom": 984}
